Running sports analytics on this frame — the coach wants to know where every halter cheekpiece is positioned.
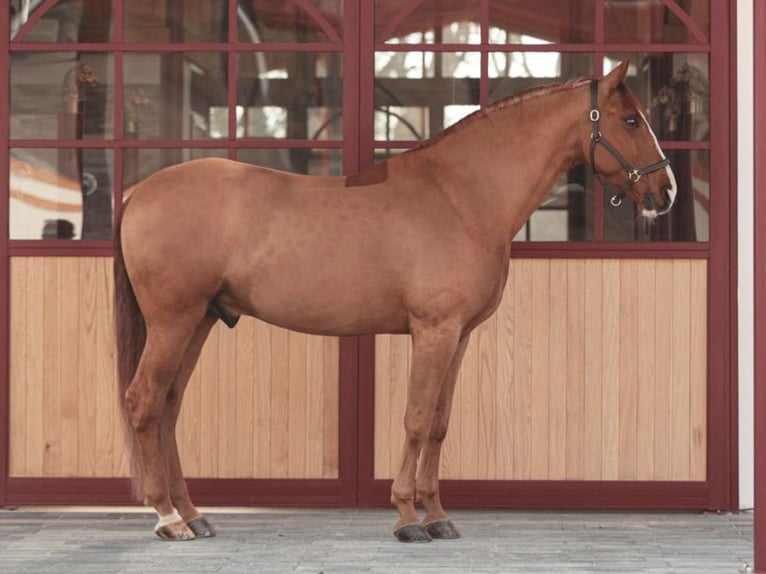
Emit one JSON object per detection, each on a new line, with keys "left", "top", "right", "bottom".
{"left": 588, "top": 79, "right": 670, "bottom": 208}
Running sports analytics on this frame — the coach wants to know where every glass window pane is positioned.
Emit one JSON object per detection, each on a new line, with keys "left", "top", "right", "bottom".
{"left": 13, "top": 0, "right": 114, "bottom": 43}
{"left": 376, "top": 0, "right": 480, "bottom": 44}
{"left": 513, "top": 167, "right": 595, "bottom": 242}
{"left": 123, "top": 53, "right": 227, "bottom": 140}
{"left": 488, "top": 53, "right": 594, "bottom": 103}
{"left": 489, "top": 1, "right": 596, "bottom": 44}
{"left": 238, "top": 1, "right": 343, "bottom": 43}
{"left": 11, "top": 53, "right": 113, "bottom": 140}
{"left": 123, "top": 148, "right": 227, "bottom": 191}
{"left": 238, "top": 53, "right": 343, "bottom": 140}
{"left": 604, "top": 53, "right": 709, "bottom": 142}
{"left": 605, "top": 0, "right": 709, "bottom": 44}
{"left": 10, "top": 148, "right": 113, "bottom": 240}
{"left": 236, "top": 149, "right": 342, "bottom": 176}
{"left": 125, "top": 0, "right": 227, "bottom": 43}
{"left": 602, "top": 150, "right": 709, "bottom": 242}
{"left": 375, "top": 52, "right": 480, "bottom": 141}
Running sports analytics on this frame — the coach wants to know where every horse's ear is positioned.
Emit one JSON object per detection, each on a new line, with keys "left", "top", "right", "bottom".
{"left": 601, "top": 59, "right": 630, "bottom": 92}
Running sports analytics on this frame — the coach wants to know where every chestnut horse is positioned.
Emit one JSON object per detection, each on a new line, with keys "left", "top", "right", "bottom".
{"left": 114, "top": 60, "right": 676, "bottom": 541}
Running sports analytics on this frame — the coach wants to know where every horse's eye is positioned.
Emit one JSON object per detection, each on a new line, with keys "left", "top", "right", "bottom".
{"left": 625, "top": 116, "right": 640, "bottom": 129}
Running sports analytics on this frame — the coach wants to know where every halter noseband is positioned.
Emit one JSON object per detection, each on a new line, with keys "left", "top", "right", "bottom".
{"left": 588, "top": 79, "right": 670, "bottom": 207}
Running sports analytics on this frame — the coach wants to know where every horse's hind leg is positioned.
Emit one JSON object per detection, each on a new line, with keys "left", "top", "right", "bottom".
{"left": 161, "top": 314, "right": 218, "bottom": 538}
{"left": 391, "top": 323, "right": 461, "bottom": 543}
{"left": 416, "top": 334, "right": 470, "bottom": 540}
{"left": 125, "top": 315, "right": 201, "bottom": 541}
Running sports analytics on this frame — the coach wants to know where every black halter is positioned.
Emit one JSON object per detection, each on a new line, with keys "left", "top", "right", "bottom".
{"left": 588, "top": 79, "right": 671, "bottom": 207}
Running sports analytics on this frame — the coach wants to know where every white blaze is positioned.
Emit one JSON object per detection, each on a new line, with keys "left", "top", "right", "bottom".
{"left": 639, "top": 110, "right": 677, "bottom": 209}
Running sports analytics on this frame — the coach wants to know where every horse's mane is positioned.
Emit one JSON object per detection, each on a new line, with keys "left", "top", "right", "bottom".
{"left": 415, "top": 77, "right": 590, "bottom": 150}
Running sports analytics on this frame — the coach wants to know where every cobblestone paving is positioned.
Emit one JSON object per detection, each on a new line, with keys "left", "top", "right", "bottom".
{"left": 0, "top": 508, "right": 754, "bottom": 573}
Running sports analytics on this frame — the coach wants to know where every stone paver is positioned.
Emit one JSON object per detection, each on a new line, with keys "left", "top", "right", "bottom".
{"left": 0, "top": 509, "right": 754, "bottom": 573}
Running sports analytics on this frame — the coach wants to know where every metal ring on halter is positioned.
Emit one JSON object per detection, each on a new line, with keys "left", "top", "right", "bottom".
{"left": 629, "top": 169, "right": 642, "bottom": 183}
{"left": 610, "top": 195, "right": 623, "bottom": 207}
{"left": 589, "top": 109, "right": 600, "bottom": 122}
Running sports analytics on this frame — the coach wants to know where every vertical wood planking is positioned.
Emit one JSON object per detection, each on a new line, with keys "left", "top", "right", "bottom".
{"left": 78, "top": 259, "right": 98, "bottom": 476}
{"left": 565, "top": 260, "right": 585, "bottom": 479}
{"left": 548, "top": 260, "right": 568, "bottom": 479}
{"left": 689, "top": 261, "right": 707, "bottom": 480}
{"left": 494, "top": 261, "right": 514, "bottom": 479}
{"left": 477, "top": 312, "right": 497, "bottom": 479}
{"left": 671, "top": 259, "right": 692, "bottom": 480}
{"left": 636, "top": 260, "right": 657, "bottom": 480}
{"left": 41, "top": 259, "right": 62, "bottom": 475}
{"left": 601, "top": 260, "right": 621, "bottom": 480}
{"left": 653, "top": 260, "right": 674, "bottom": 480}
{"left": 374, "top": 334, "right": 391, "bottom": 479}
{"left": 512, "top": 260, "right": 533, "bottom": 479}
{"left": 530, "top": 260, "right": 550, "bottom": 479}
{"left": 322, "top": 335, "right": 339, "bottom": 478}
{"left": 582, "top": 260, "right": 603, "bottom": 479}
{"left": 234, "top": 318, "right": 255, "bottom": 478}
{"left": 9, "top": 258, "right": 340, "bottom": 479}
{"left": 371, "top": 259, "right": 708, "bottom": 483}
{"left": 618, "top": 261, "right": 639, "bottom": 480}
{"left": 9, "top": 259, "right": 26, "bottom": 475}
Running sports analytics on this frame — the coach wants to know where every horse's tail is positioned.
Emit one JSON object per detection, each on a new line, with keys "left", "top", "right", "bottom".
{"left": 113, "top": 204, "right": 146, "bottom": 501}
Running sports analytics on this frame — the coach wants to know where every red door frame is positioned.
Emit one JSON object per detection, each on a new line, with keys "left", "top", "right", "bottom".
{"left": 356, "top": 0, "right": 739, "bottom": 510}
{"left": 0, "top": 0, "right": 362, "bottom": 508}
{"left": 753, "top": 0, "right": 765, "bottom": 569}
{"left": 0, "top": 0, "right": 740, "bottom": 512}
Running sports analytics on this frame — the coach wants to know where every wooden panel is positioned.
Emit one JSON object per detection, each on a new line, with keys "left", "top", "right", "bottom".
{"left": 9, "top": 257, "right": 339, "bottom": 479}
{"left": 374, "top": 259, "right": 708, "bottom": 481}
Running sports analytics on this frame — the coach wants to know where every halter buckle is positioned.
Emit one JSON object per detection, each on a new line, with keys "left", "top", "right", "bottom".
{"left": 589, "top": 109, "right": 600, "bottom": 122}
{"left": 610, "top": 195, "right": 623, "bottom": 207}
{"left": 629, "top": 169, "right": 642, "bottom": 183}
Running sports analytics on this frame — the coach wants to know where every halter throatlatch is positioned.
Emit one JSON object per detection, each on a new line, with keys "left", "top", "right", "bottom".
{"left": 588, "top": 79, "right": 670, "bottom": 208}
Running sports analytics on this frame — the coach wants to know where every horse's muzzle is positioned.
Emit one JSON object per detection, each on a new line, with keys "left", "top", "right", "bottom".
{"left": 656, "top": 188, "right": 675, "bottom": 216}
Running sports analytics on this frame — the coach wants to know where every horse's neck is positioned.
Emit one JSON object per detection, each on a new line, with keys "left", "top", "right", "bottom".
{"left": 416, "top": 89, "right": 587, "bottom": 243}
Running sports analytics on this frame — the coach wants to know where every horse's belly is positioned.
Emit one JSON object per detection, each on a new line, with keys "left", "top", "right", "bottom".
{"left": 232, "top": 278, "right": 410, "bottom": 336}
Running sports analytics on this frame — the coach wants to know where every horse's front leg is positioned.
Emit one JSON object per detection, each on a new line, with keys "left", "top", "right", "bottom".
{"left": 391, "top": 322, "right": 461, "bottom": 543}
{"left": 416, "top": 333, "right": 470, "bottom": 539}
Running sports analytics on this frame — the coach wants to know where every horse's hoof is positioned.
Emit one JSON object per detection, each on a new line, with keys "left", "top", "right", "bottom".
{"left": 394, "top": 523, "right": 432, "bottom": 543}
{"left": 423, "top": 519, "right": 461, "bottom": 539}
{"left": 186, "top": 515, "right": 216, "bottom": 538}
{"left": 155, "top": 521, "right": 196, "bottom": 541}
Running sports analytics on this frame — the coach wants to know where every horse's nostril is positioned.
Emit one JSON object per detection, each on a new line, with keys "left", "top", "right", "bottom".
{"left": 644, "top": 193, "right": 656, "bottom": 211}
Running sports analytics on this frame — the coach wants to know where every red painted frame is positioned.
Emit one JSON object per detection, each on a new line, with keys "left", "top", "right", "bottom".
{"left": 356, "top": 0, "right": 738, "bottom": 510}
{"left": 754, "top": 0, "right": 766, "bottom": 569}
{"left": 0, "top": 0, "right": 739, "bottom": 512}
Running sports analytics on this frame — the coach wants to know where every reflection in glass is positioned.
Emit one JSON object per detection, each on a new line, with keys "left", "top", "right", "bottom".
{"left": 489, "top": 1, "right": 595, "bottom": 43}
{"left": 10, "top": 148, "right": 113, "bottom": 240}
{"left": 123, "top": 53, "right": 227, "bottom": 140}
{"left": 238, "top": 53, "right": 343, "bottom": 140}
{"left": 13, "top": 0, "right": 114, "bottom": 42}
{"left": 513, "top": 167, "right": 594, "bottom": 241}
{"left": 603, "top": 150, "right": 709, "bottom": 242}
{"left": 375, "top": 52, "right": 480, "bottom": 141}
{"left": 605, "top": 53, "right": 709, "bottom": 142}
{"left": 376, "top": 0, "right": 480, "bottom": 44}
{"left": 122, "top": 149, "right": 227, "bottom": 191}
{"left": 488, "top": 53, "right": 594, "bottom": 103}
{"left": 236, "top": 149, "right": 342, "bottom": 176}
{"left": 238, "top": 0, "right": 343, "bottom": 43}
{"left": 125, "top": 0, "right": 227, "bottom": 43}
{"left": 604, "top": 0, "right": 709, "bottom": 44}
{"left": 11, "top": 53, "right": 113, "bottom": 140}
